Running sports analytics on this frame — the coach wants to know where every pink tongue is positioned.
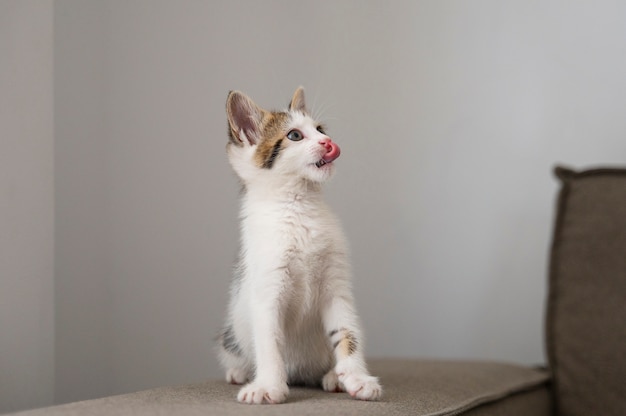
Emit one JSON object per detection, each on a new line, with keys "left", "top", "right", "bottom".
{"left": 323, "top": 142, "right": 341, "bottom": 163}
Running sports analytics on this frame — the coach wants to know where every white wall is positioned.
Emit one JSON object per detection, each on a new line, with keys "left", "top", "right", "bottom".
{"left": 0, "top": 1, "right": 55, "bottom": 413}
{"left": 2, "top": 0, "right": 625, "bottom": 410}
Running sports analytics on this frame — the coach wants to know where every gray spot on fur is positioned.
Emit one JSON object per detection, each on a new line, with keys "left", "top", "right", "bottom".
{"left": 222, "top": 325, "right": 242, "bottom": 356}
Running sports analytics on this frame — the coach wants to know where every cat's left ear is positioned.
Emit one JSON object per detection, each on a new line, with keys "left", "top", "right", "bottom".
{"left": 289, "top": 86, "right": 307, "bottom": 113}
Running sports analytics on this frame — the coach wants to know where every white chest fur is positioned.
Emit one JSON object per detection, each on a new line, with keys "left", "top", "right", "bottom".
{"left": 239, "top": 185, "right": 347, "bottom": 320}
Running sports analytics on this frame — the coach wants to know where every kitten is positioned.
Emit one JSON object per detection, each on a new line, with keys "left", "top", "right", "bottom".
{"left": 217, "top": 87, "right": 382, "bottom": 404}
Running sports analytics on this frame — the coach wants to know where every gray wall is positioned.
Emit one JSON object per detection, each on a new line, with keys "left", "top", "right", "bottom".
{"left": 53, "top": 0, "right": 626, "bottom": 402}
{"left": 54, "top": 1, "right": 112, "bottom": 404}
{"left": 2, "top": 0, "right": 626, "bottom": 412}
{"left": 0, "top": 1, "right": 55, "bottom": 413}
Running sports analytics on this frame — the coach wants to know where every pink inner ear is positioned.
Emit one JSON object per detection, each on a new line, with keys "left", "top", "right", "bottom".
{"left": 228, "top": 93, "right": 261, "bottom": 145}
{"left": 323, "top": 141, "right": 341, "bottom": 163}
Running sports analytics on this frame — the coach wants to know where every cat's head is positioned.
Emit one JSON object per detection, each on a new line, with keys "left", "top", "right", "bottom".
{"left": 225, "top": 87, "right": 340, "bottom": 186}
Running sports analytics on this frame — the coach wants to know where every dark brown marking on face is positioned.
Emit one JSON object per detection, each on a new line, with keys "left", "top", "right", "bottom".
{"left": 263, "top": 139, "right": 283, "bottom": 169}
{"left": 254, "top": 111, "right": 290, "bottom": 169}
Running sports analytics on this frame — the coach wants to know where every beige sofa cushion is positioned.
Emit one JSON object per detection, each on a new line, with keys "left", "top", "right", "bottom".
{"left": 10, "top": 359, "right": 548, "bottom": 416}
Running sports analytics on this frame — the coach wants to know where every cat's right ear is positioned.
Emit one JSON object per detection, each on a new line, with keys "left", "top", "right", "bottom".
{"left": 289, "top": 86, "right": 307, "bottom": 113}
{"left": 226, "top": 91, "right": 265, "bottom": 146}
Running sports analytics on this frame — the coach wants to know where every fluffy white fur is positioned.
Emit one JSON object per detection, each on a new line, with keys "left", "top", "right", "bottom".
{"left": 218, "top": 87, "right": 381, "bottom": 404}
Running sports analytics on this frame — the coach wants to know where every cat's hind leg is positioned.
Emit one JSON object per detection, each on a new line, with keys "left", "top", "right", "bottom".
{"left": 226, "top": 366, "right": 250, "bottom": 385}
{"left": 322, "top": 368, "right": 344, "bottom": 393}
{"left": 218, "top": 326, "right": 252, "bottom": 385}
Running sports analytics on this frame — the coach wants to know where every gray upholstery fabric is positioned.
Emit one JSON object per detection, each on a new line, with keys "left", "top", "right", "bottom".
{"left": 9, "top": 359, "right": 549, "bottom": 416}
{"left": 547, "top": 167, "right": 626, "bottom": 416}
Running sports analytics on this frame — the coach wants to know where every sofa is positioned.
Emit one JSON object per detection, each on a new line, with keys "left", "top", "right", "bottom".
{"left": 9, "top": 166, "right": 625, "bottom": 416}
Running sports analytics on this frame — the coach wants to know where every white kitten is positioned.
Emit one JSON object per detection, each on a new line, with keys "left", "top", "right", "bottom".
{"left": 217, "top": 87, "right": 382, "bottom": 404}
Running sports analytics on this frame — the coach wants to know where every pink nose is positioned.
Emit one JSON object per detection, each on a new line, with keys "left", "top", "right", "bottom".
{"left": 319, "top": 138, "right": 341, "bottom": 163}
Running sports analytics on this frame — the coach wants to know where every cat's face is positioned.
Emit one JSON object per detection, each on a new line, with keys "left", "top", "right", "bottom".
{"left": 225, "top": 88, "right": 340, "bottom": 186}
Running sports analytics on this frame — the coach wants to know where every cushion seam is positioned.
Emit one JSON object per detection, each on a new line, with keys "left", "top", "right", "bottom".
{"left": 422, "top": 376, "right": 550, "bottom": 416}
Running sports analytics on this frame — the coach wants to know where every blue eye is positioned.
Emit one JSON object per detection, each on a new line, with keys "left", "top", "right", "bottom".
{"left": 316, "top": 125, "right": 326, "bottom": 134}
{"left": 287, "top": 130, "right": 304, "bottom": 141}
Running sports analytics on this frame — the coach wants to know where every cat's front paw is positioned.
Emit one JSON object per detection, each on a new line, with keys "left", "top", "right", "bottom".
{"left": 237, "top": 381, "right": 289, "bottom": 404}
{"left": 337, "top": 372, "right": 382, "bottom": 401}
